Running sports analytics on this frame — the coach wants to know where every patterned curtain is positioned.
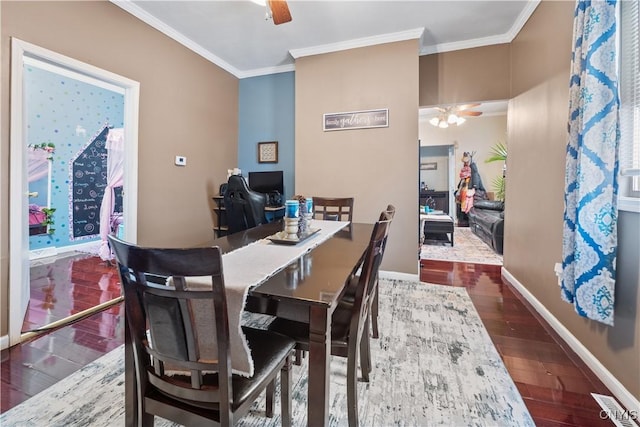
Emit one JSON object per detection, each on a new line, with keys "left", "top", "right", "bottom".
{"left": 562, "top": 0, "right": 620, "bottom": 326}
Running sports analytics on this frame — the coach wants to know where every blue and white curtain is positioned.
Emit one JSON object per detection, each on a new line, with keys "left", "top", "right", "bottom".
{"left": 562, "top": 0, "right": 620, "bottom": 326}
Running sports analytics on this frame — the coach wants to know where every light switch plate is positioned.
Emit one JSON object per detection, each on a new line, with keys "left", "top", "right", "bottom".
{"left": 175, "top": 155, "right": 187, "bottom": 166}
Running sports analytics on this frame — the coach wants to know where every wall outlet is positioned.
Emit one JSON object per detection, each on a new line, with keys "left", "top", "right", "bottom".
{"left": 554, "top": 262, "right": 563, "bottom": 287}
{"left": 175, "top": 155, "right": 187, "bottom": 166}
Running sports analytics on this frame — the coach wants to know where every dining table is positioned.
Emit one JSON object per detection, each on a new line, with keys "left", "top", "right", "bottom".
{"left": 123, "top": 219, "right": 374, "bottom": 427}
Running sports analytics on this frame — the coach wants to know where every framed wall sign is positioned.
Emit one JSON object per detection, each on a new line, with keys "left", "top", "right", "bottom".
{"left": 258, "top": 141, "right": 278, "bottom": 163}
{"left": 323, "top": 108, "right": 389, "bottom": 131}
{"left": 420, "top": 162, "right": 438, "bottom": 170}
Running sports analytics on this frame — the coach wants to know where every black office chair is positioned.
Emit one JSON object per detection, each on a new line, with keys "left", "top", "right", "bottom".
{"left": 224, "top": 175, "right": 267, "bottom": 234}
{"left": 108, "top": 236, "right": 295, "bottom": 426}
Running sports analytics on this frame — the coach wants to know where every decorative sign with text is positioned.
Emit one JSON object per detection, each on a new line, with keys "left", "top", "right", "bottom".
{"left": 323, "top": 108, "right": 389, "bottom": 131}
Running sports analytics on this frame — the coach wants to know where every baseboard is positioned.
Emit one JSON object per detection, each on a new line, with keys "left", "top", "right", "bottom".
{"left": 29, "top": 240, "right": 101, "bottom": 261}
{"left": 0, "top": 334, "right": 9, "bottom": 351}
{"left": 379, "top": 270, "right": 420, "bottom": 282}
{"left": 501, "top": 266, "right": 640, "bottom": 414}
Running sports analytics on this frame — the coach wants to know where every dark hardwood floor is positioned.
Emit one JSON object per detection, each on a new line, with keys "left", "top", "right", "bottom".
{"left": 1, "top": 254, "right": 616, "bottom": 425}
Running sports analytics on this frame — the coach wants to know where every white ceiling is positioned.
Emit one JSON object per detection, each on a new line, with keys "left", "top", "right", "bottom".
{"left": 113, "top": 0, "right": 540, "bottom": 79}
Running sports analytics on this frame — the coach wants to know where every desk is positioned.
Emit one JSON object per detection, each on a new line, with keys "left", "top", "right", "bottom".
{"left": 264, "top": 205, "right": 285, "bottom": 222}
{"left": 124, "top": 221, "right": 372, "bottom": 427}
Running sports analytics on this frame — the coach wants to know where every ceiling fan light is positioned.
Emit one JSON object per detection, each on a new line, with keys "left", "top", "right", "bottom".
{"left": 429, "top": 117, "right": 440, "bottom": 126}
{"left": 447, "top": 113, "right": 458, "bottom": 124}
{"left": 456, "top": 117, "right": 466, "bottom": 126}
{"left": 438, "top": 120, "right": 449, "bottom": 129}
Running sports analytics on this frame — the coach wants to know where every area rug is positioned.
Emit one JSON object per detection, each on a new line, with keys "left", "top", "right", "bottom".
{"left": 0, "top": 279, "right": 533, "bottom": 426}
{"left": 421, "top": 226, "right": 503, "bottom": 265}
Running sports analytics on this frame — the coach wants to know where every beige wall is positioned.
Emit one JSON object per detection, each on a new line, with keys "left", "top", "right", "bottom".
{"left": 295, "top": 40, "right": 420, "bottom": 274}
{"left": 420, "top": 114, "right": 507, "bottom": 199}
{"left": 507, "top": 0, "right": 640, "bottom": 399}
{"left": 1, "top": 1, "right": 238, "bottom": 335}
{"left": 419, "top": 44, "right": 510, "bottom": 107}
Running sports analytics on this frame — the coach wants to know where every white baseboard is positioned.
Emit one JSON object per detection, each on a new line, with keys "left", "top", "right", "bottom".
{"left": 379, "top": 270, "right": 420, "bottom": 282}
{"left": 29, "top": 240, "right": 101, "bottom": 261}
{"left": 501, "top": 267, "right": 640, "bottom": 414}
{"left": 0, "top": 334, "right": 9, "bottom": 351}
{"left": 29, "top": 246, "right": 58, "bottom": 260}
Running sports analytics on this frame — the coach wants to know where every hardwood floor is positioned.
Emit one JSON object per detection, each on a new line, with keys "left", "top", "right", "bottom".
{"left": 1, "top": 255, "right": 616, "bottom": 425}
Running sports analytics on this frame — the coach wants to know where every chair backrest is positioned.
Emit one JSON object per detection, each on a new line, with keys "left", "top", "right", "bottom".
{"left": 312, "top": 197, "right": 354, "bottom": 222}
{"left": 224, "top": 175, "right": 267, "bottom": 234}
{"left": 385, "top": 204, "right": 396, "bottom": 219}
{"left": 347, "top": 215, "right": 391, "bottom": 345}
{"left": 107, "top": 235, "right": 235, "bottom": 418}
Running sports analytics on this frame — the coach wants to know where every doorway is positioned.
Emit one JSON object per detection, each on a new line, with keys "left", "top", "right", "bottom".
{"left": 8, "top": 38, "right": 140, "bottom": 346}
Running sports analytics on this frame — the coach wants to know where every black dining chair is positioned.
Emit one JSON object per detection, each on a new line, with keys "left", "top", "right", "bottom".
{"left": 224, "top": 175, "right": 268, "bottom": 234}
{"left": 371, "top": 204, "right": 395, "bottom": 339}
{"left": 268, "top": 213, "right": 392, "bottom": 427}
{"left": 108, "top": 235, "right": 295, "bottom": 426}
{"left": 312, "top": 196, "right": 354, "bottom": 222}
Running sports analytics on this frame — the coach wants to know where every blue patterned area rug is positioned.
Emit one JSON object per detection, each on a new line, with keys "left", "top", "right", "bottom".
{"left": 1, "top": 279, "right": 533, "bottom": 426}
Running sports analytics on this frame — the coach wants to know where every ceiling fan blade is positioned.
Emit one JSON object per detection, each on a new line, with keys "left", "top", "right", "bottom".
{"left": 456, "top": 103, "right": 481, "bottom": 111}
{"left": 268, "top": 0, "right": 292, "bottom": 25}
{"left": 458, "top": 111, "right": 482, "bottom": 117}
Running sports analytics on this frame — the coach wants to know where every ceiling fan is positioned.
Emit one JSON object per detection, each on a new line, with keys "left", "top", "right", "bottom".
{"left": 260, "top": 0, "right": 292, "bottom": 25}
{"left": 430, "top": 103, "right": 483, "bottom": 128}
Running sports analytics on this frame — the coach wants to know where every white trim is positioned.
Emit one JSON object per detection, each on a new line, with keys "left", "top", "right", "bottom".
{"left": 10, "top": 38, "right": 30, "bottom": 348}
{"left": 420, "top": 33, "right": 513, "bottom": 55}
{"left": 420, "top": 0, "right": 540, "bottom": 55}
{"left": 110, "top": 0, "right": 242, "bottom": 78}
{"left": 290, "top": 27, "right": 425, "bottom": 60}
{"left": 505, "top": 0, "right": 541, "bottom": 42}
{"left": 28, "top": 240, "right": 103, "bottom": 261}
{"left": 379, "top": 270, "right": 420, "bottom": 282}
{"left": 29, "top": 247, "right": 58, "bottom": 261}
{"left": 9, "top": 38, "right": 139, "bottom": 347}
{"left": 619, "top": 196, "right": 640, "bottom": 213}
{"left": 0, "top": 335, "right": 8, "bottom": 351}
{"left": 237, "top": 64, "right": 296, "bottom": 79}
{"left": 501, "top": 267, "right": 640, "bottom": 415}
{"left": 23, "top": 56, "right": 125, "bottom": 95}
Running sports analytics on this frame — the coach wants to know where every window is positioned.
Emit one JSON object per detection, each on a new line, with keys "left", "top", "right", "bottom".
{"left": 619, "top": 0, "right": 640, "bottom": 211}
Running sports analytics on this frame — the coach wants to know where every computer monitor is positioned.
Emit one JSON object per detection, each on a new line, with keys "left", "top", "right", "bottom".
{"left": 248, "top": 170, "right": 284, "bottom": 196}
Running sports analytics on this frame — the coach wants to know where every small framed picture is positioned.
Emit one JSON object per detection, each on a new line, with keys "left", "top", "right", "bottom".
{"left": 420, "top": 162, "right": 438, "bottom": 170}
{"left": 258, "top": 141, "right": 278, "bottom": 163}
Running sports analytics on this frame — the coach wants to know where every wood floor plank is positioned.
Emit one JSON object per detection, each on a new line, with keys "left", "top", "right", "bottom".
{"left": 0, "top": 252, "right": 618, "bottom": 426}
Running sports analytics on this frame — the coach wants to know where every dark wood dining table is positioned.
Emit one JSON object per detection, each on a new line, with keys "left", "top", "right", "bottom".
{"left": 123, "top": 220, "right": 373, "bottom": 427}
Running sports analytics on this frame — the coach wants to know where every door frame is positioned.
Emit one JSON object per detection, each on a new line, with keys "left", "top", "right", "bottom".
{"left": 8, "top": 38, "right": 140, "bottom": 346}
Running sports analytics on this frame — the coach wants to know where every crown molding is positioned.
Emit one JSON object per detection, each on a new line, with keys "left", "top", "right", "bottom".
{"left": 420, "top": 0, "right": 540, "bottom": 55}
{"left": 236, "top": 63, "right": 296, "bottom": 79}
{"left": 506, "top": 0, "right": 541, "bottom": 41}
{"left": 110, "top": 0, "right": 243, "bottom": 78}
{"left": 290, "top": 27, "right": 425, "bottom": 59}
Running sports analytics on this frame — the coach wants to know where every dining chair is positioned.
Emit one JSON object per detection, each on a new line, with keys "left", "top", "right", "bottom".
{"left": 312, "top": 196, "right": 354, "bottom": 222}
{"left": 371, "top": 204, "right": 395, "bottom": 339}
{"left": 267, "top": 214, "right": 392, "bottom": 427}
{"left": 108, "top": 235, "right": 295, "bottom": 426}
{"left": 224, "top": 175, "right": 268, "bottom": 234}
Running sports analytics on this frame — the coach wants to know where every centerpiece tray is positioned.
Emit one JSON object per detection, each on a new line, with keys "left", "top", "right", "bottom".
{"left": 267, "top": 228, "right": 321, "bottom": 245}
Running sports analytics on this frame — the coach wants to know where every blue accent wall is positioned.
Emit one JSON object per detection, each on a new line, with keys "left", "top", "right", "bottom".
{"left": 238, "top": 72, "right": 295, "bottom": 200}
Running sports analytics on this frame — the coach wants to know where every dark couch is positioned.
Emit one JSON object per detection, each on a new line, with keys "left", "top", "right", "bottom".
{"left": 468, "top": 200, "right": 504, "bottom": 254}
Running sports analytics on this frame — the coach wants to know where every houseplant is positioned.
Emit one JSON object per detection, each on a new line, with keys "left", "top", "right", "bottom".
{"left": 485, "top": 141, "right": 507, "bottom": 201}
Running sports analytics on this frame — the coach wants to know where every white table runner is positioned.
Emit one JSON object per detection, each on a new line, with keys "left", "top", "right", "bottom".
{"left": 186, "top": 220, "right": 349, "bottom": 377}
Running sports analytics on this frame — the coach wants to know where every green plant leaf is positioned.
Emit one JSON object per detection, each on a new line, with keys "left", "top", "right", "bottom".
{"left": 486, "top": 141, "right": 507, "bottom": 163}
